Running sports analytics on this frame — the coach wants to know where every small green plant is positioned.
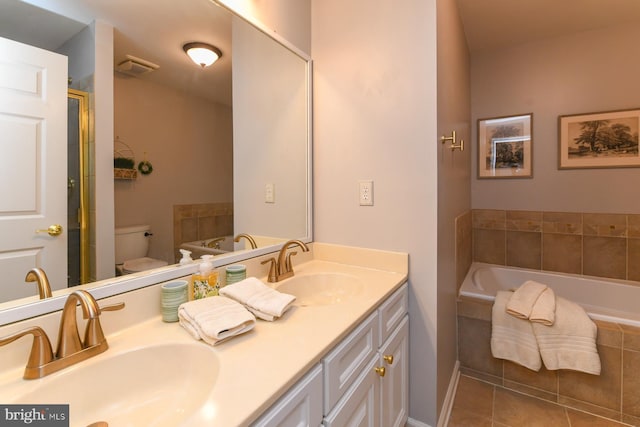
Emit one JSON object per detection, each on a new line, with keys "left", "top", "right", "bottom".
{"left": 114, "top": 157, "right": 135, "bottom": 169}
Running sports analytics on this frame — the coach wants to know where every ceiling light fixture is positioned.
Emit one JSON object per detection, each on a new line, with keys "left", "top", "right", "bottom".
{"left": 183, "top": 42, "right": 222, "bottom": 68}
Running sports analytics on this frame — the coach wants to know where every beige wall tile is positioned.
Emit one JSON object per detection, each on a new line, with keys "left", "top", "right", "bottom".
{"left": 584, "top": 213, "right": 627, "bottom": 237}
{"left": 473, "top": 228, "right": 506, "bottom": 264}
{"left": 503, "top": 379, "right": 557, "bottom": 403}
{"left": 596, "top": 320, "right": 623, "bottom": 349}
{"left": 558, "top": 395, "right": 622, "bottom": 422}
{"left": 583, "top": 236, "right": 626, "bottom": 280}
{"left": 457, "top": 316, "right": 503, "bottom": 377}
{"left": 506, "top": 210, "right": 542, "bottom": 231}
{"left": 623, "top": 349, "right": 640, "bottom": 417}
{"left": 559, "top": 345, "right": 622, "bottom": 411}
{"left": 504, "top": 361, "right": 557, "bottom": 393}
{"left": 627, "top": 238, "right": 640, "bottom": 282}
{"left": 506, "top": 230, "right": 541, "bottom": 269}
{"left": 543, "top": 211, "right": 582, "bottom": 235}
{"left": 473, "top": 209, "right": 506, "bottom": 230}
{"left": 457, "top": 299, "right": 492, "bottom": 322}
{"left": 542, "top": 233, "right": 582, "bottom": 274}
{"left": 628, "top": 215, "right": 640, "bottom": 238}
{"left": 459, "top": 367, "right": 503, "bottom": 387}
{"left": 621, "top": 324, "right": 640, "bottom": 352}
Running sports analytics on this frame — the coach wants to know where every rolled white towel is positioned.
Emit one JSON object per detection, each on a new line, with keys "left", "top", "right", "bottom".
{"left": 533, "top": 296, "right": 601, "bottom": 375}
{"left": 491, "top": 291, "right": 542, "bottom": 371}
{"left": 219, "top": 277, "right": 296, "bottom": 321}
{"left": 530, "top": 287, "right": 556, "bottom": 326}
{"left": 506, "top": 280, "right": 548, "bottom": 320}
{"left": 178, "top": 296, "right": 255, "bottom": 346}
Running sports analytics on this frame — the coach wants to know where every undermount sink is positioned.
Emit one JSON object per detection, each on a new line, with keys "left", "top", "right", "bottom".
{"left": 9, "top": 343, "right": 219, "bottom": 426}
{"left": 276, "top": 272, "right": 365, "bottom": 306}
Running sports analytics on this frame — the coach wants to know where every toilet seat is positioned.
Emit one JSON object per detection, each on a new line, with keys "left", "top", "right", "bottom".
{"left": 122, "top": 257, "right": 168, "bottom": 273}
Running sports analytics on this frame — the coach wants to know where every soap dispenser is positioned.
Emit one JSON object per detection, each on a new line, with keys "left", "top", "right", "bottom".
{"left": 179, "top": 249, "right": 193, "bottom": 265}
{"left": 190, "top": 255, "right": 220, "bottom": 299}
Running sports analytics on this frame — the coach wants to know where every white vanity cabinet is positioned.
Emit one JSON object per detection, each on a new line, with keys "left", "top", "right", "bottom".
{"left": 253, "top": 283, "right": 408, "bottom": 427}
{"left": 324, "top": 283, "right": 408, "bottom": 427}
{"left": 252, "top": 364, "right": 324, "bottom": 427}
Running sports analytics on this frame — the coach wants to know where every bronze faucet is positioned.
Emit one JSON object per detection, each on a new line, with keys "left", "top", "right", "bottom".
{"left": 234, "top": 233, "right": 258, "bottom": 249}
{"left": 25, "top": 268, "right": 52, "bottom": 299}
{"left": 205, "top": 237, "right": 225, "bottom": 249}
{"left": 0, "top": 290, "right": 124, "bottom": 379}
{"left": 261, "top": 239, "right": 309, "bottom": 282}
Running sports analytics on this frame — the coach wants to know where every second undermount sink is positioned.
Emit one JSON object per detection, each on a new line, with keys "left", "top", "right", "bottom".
{"left": 275, "top": 272, "right": 365, "bottom": 306}
{"left": 8, "top": 343, "right": 219, "bottom": 426}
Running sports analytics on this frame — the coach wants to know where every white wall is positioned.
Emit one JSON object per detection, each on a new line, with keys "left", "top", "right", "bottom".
{"left": 312, "top": 0, "right": 439, "bottom": 425}
{"left": 436, "top": 0, "right": 471, "bottom": 419}
{"left": 471, "top": 23, "right": 640, "bottom": 213}
{"left": 232, "top": 16, "right": 308, "bottom": 240}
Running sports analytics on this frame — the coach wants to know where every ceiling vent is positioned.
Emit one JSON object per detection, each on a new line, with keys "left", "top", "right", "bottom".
{"left": 115, "top": 55, "right": 159, "bottom": 76}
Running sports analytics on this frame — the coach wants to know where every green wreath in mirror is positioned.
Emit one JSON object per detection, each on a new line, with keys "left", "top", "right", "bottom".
{"left": 137, "top": 160, "right": 153, "bottom": 175}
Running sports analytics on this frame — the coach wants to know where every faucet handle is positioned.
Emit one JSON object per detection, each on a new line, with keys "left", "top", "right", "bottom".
{"left": 261, "top": 258, "right": 278, "bottom": 283}
{"left": 83, "top": 302, "right": 125, "bottom": 348}
{"left": 0, "top": 327, "right": 53, "bottom": 379}
{"left": 284, "top": 251, "right": 298, "bottom": 273}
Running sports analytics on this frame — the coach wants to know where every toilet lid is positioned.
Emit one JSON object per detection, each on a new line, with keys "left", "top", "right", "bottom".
{"left": 123, "top": 257, "right": 168, "bottom": 272}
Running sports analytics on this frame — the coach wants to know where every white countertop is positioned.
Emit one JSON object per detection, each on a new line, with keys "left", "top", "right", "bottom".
{"left": 0, "top": 244, "right": 408, "bottom": 426}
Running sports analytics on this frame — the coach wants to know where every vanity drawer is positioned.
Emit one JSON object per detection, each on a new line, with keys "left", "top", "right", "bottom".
{"left": 323, "top": 311, "right": 379, "bottom": 414}
{"left": 252, "top": 364, "right": 323, "bottom": 427}
{"left": 378, "top": 283, "right": 408, "bottom": 346}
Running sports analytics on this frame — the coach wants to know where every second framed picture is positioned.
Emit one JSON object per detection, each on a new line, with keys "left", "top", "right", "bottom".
{"left": 478, "top": 113, "right": 533, "bottom": 179}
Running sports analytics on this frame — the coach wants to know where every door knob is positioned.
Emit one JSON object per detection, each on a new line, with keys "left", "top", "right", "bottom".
{"left": 383, "top": 354, "right": 394, "bottom": 365}
{"left": 35, "top": 225, "right": 63, "bottom": 237}
{"left": 374, "top": 366, "right": 386, "bottom": 377}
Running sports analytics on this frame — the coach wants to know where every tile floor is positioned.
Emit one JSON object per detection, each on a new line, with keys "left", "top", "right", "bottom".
{"left": 448, "top": 375, "right": 634, "bottom": 427}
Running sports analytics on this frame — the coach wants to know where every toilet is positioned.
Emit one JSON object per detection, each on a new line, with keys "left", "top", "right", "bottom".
{"left": 115, "top": 225, "right": 168, "bottom": 275}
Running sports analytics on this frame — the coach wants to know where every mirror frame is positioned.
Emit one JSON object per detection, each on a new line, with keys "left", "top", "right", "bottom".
{"left": 0, "top": 0, "right": 313, "bottom": 326}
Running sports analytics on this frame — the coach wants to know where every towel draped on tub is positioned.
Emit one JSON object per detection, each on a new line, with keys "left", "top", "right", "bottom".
{"left": 491, "top": 285, "right": 601, "bottom": 375}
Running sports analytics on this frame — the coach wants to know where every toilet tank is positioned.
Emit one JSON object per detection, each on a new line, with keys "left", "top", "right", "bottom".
{"left": 114, "top": 225, "right": 151, "bottom": 264}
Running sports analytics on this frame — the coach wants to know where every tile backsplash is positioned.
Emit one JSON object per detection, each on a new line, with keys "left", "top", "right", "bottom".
{"left": 470, "top": 209, "right": 640, "bottom": 283}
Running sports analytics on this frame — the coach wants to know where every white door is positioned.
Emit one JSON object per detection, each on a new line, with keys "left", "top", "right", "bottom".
{"left": 0, "top": 36, "right": 67, "bottom": 302}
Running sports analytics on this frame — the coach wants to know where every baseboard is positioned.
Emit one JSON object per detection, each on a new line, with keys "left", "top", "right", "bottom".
{"left": 436, "top": 360, "right": 460, "bottom": 427}
{"left": 406, "top": 417, "right": 432, "bottom": 427}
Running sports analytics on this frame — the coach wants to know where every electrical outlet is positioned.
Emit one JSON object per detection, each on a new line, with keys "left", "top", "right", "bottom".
{"left": 358, "top": 180, "right": 373, "bottom": 206}
{"left": 265, "top": 183, "right": 275, "bottom": 203}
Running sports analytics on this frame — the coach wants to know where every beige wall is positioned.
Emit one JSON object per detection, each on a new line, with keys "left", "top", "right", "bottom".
{"left": 312, "top": 0, "right": 439, "bottom": 424}
{"left": 437, "top": 0, "right": 471, "bottom": 419}
{"left": 114, "top": 75, "right": 232, "bottom": 264}
{"left": 471, "top": 23, "right": 640, "bottom": 213}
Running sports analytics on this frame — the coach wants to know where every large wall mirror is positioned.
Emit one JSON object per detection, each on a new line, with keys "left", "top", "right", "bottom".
{"left": 0, "top": 0, "right": 312, "bottom": 325}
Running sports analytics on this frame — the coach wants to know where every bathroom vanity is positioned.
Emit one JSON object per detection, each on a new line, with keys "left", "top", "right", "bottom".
{"left": 0, "top": 243, "right": 408, "bottom": 426}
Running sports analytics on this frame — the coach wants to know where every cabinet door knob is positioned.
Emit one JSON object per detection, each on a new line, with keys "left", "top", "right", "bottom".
{"left": 374, "top": 366, "right": 386, "bottom": 377}
{"left": 383, "top": 354, "right": 394, "bottom": 365}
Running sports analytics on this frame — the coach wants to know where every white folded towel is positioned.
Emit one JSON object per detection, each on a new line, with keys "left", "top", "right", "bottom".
{"left": 533, "top": 296, "right": 601, "bottom": 375}
{"left": 529, "top": 288, "right": 556, "bottom": 326}
{"left": 178, "top": 296, "right": 255, "bottom": 346}
{"left": 219, "top": 277, "right": 296, "bottom": 321}
{"left": 491, "top": 291, "right": 542, "bottom": 371}
{"left": 506, "top": 280, "right": 548, "bottom": 320}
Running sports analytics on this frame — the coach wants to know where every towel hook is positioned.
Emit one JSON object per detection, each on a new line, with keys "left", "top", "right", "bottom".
{"left": 440, "top": 130, "right": 464, "bottom": 151}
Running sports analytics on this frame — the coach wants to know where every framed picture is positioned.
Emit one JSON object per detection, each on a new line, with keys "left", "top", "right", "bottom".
{"left": 478, "top": 113, "right": 533, "bottom": 179}
{"left": 558, "top": 108, "right": 640, "bottom": 169}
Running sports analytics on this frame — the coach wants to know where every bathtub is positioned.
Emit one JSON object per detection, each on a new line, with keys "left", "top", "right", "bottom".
{"left": 460, "top": 262, "right": 640, "bottom": 327}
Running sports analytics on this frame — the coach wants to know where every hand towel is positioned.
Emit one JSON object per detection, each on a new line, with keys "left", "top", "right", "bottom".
{"left": 529, "top": 287, "right": 556, "bottom": 326}
{"left": 506, "top": 280, "right": 548, "bottom": 320}
{"left": 532, "top": 296, "right": 601, "bottom": 375}
{"left": 219, "top": 277, "right": 296, "bottom": 321}
{"left": 491, "top": 291, "right": 542, "bottom": 371}
{"left": 178, "top": 296, "right": 255, "bottom": 346}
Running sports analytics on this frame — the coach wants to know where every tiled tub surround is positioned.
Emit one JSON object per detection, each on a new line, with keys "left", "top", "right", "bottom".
{"left": 173, "top": 202, "right": 233, "bottom": 261}
{"left": 472, "top": 209, "right": 640, "bottom": 282}
{"left": 457, "top": 296, "right": 640, "bottom": 425}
